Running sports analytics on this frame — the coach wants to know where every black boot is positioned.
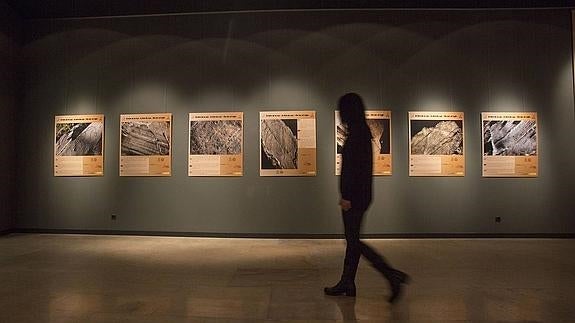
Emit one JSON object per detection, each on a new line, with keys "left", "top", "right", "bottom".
{"left": 327, "top": 238, "right": 360, "bottom": 297}
{"left": 324, "top": 280, "right": 356, "bottom": 297}
{"left": 363, "top": 248, "right": 410, "bottom": 304}
{"left": 386, "top": 269, "right": 410, "bottom": 303}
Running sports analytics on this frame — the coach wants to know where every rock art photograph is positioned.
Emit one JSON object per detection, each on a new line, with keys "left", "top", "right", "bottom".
{"left": 190, "top": 120, "right": 242, "bottom": 155}
{"left": 483, "top": 120, "right": 537, "bottom": 156}
{"left": 121, "top": 121, "right": 171, "bottom": 156}
{"left": 410, "top": 120, "right": 463, "bottom": 155}
{"left": 260, "top": 119, "right": 298, "bottom": 169}
{"left": 55, "top": 122, "right": 103, "bottom": 156}
{"left": 336, "top": 119, "right": 390, "bottom": 155}
{"left": 336, "top": 124, "right": 347, "bottom": 154}
{"left": 367, "top": 119, "right": 391, "bottom": 154}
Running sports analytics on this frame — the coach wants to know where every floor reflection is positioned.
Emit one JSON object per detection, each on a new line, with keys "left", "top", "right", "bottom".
{"left": 0, "top": 234, "right": 574, "bottom": 322}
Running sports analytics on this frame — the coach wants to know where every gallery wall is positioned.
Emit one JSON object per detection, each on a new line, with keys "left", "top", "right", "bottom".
{"left": 0, "top": 1, "right": 20, "bottom": 232}
{"left": 15, "top": 9, "right": 575, "bottom": 236}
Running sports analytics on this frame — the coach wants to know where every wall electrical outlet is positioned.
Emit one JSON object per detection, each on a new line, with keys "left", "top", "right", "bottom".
{"left": 495, "top": 216, "right": 501, "bottom": 223}
{"left": 111, "top": 214, "right": 117, "bottom": 220}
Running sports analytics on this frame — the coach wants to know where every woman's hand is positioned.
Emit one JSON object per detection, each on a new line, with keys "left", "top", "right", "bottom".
{"left": 339, "top": 199, "right": 352, "bottom": 211}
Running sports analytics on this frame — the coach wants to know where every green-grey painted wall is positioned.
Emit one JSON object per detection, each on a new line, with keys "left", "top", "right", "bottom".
{"left": 0, "top": 1, "right": 19, "bottom": 232}
{"left": 16, "top": 10, "right": 575, "bottom": 235}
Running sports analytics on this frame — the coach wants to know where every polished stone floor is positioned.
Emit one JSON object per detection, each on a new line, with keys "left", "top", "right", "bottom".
{"left": 0, "top": 234, "right": 574, "bottom": 322}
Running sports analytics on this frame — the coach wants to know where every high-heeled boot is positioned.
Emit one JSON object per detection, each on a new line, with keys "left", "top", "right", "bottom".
{"left": 385, "top": 269, "right": 410, "bottom": 303}
{"left": 326, "top": 242, "right": 361, "bottom": 297}
{"left": 365, "top": 252, "right": 410, "bottom": 303}
{"left": 324, "top": 280, "right": 356, "bottom": 297}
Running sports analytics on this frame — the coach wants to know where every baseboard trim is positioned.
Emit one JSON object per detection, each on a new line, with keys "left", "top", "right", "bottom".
{"left": 0, "top": 229, "right": 14, "bottom": 236}
{"left": 12, "top": 228, "right": 575, "bottom": 239}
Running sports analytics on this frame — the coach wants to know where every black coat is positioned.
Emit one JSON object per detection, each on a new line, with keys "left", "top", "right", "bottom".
{"left": 340, "top": 125, "right": 373, "bottom": 212}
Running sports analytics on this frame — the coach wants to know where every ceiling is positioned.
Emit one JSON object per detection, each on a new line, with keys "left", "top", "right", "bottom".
{"left": 5, "top": 0, "right": 575, "bottom": 19}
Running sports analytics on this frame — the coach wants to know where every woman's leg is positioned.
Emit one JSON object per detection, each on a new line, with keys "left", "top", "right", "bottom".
{"left": 358, "top": 237, "right": 410, "bottom": 303}
{"left": 324, "top": 209, "right": 363, "bottom": 296}
{"left": 340, "top": 209, "right": 363, "bottom": 284}
{"left": 359, "top": 240, "right": 393, "bottom": 272}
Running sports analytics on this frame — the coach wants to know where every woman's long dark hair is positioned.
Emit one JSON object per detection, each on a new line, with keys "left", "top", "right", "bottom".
{"left": 338, "top": 93, "right": 370, "bottom": 134}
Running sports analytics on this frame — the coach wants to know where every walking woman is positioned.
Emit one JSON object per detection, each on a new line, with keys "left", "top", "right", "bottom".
{"left": 324, "top": 93, "right": 409, "bottom": 303}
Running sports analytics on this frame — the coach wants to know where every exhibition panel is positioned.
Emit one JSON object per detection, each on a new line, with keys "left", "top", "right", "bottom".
{"left": 260, "top": 111, "right": 317, "bottom": 177}
{"left": 481, "top": 112, "right": 538, "bottom": 177}
{"left": 119, "top": 113, "right": 172, "bottom": 176}
{"left": 335, "top": 110, "right": 392, "bottom": 176}
{"left": 408, "top": 112, "right": 465, "bottom": 177}
{"left": 54, "top": 114, "right": 105, "bottom": 176}
{"left": 189, "top": 112, "right": 244, "bottom": 176}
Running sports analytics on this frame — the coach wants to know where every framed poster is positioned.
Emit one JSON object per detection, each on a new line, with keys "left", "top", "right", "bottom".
{"left": 54, "top": 114, "right": 104, "bottom": 176}
{"left": 120, "top": 113, "right": 172, "bottom": 176}
{"left": 409, "top": 111, "right": 465, "bottom": 176}
{"left": 335, "top": 110, "right": 392, "bottom": 176}
{"left": 482, "top": 112, "right": 538, "bottom": 177}
{"left": 260, "top": 110, "right": 317, "bottom": 176}
{"left": 189, "top": 112, "right": 243, "bottom": 176}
